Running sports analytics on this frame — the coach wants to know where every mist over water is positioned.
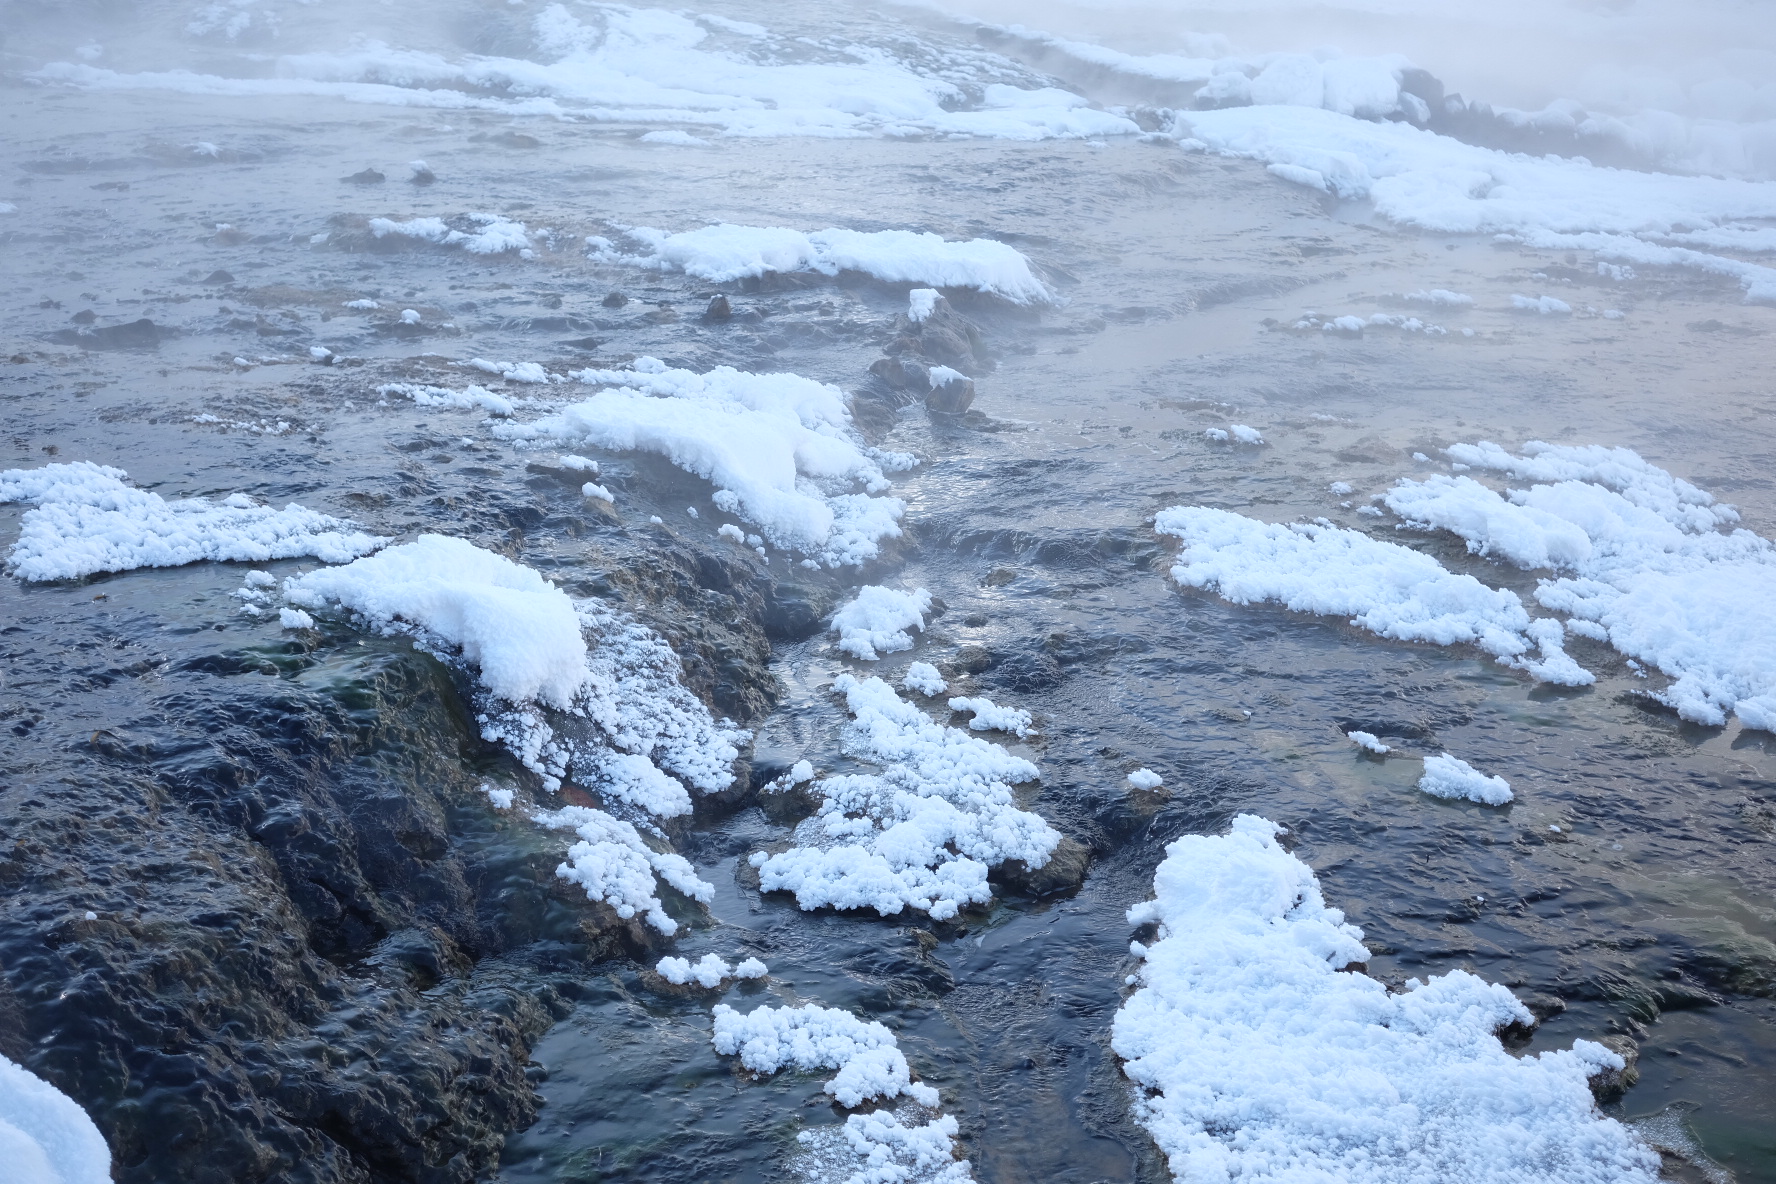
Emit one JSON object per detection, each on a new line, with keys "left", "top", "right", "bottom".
{"left": 3, "top": 0, "right": 1776, "bottom": 1182}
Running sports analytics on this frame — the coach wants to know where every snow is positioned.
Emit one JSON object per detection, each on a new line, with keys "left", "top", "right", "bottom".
{"left": 483, "top": 783, "right": 515, "bottom": 809}
{"left": 344, "top": 298, "right": 379, "bottom": 309}
{"left": 1155, "top": 506, "right": 1593, "bottom": 685}
{"left": 907, "top": 288, "right": 940, "bottom": 322}
{"left": 711, "top": 1002, "right": 939, "bottom": 1108}
{"left": 833, "top": 586, "right": 932, "bottom": 660}
{"left": 1419, "top": 753, "right": 1514, "bottom": 805}
{"left": 559, "top": 455, "right": 598, "bottom": 472}
{"left": 1403, "top": 289, "right": 1473, "bottom": 306}
{"left": 0, "top": 1055, "right": 112, "bottom": 1184}
{"left": 581, "top": 482, "right": 615, "bottom": 503}
{"left": 278, "top": 607, "right": 314, "bottom": 630}
{"left": 537, "top": 805, "right": 712, "bottom": 935}
{"left": 946, "top": 696, "right": 1033, "bottom": 738}
{"left": 0, "top": 461, "right": 383, "bottom": 582}
{"left": 639, "top": 129, "right": 707, "bottom": 146}
{"left": 467, "top": 358, "right": 552, "bottom": 384}
{"left": 1388, "top": 442, "right": 1776, "bottom": 728}
{"left": 1127, "top": 768, "right": 1164, "bottom": 790}
{"left": 376, "top": 383, "right": 516, "bottom": 416}
{"left": 602, "top": 224, "right": 1050, "bottom": 305}
{"left": 1512, "top": 294, "right": 1573, "bottom": 314}
{"left": 399, "top": 309, "right": 422, "bottom": 324}
{"left": 901, "top": 661, "right": 947, "bottom": 696}
{"left": 656, "top": 952, "right": 769, "bottom": 986}
{"left": 1113, "top": 815, "right": 1659, "bottom": 1184}
{"left": 369, "top": 212, "right": 532, "bottom": 255}
{"left": 1228, "top": 424, "right": 1264, "bottom": 444}
{"left": 750, "top": 675, "right": 1056, "bottom": 921}
{"left": 791, "top": 1105, "right": 972, "bottom": 1184}
{"left": 1347, "top": 730, "right": 1391, "bottom": 754}
{"left": 1328, "top": 481, "right": 1353, "bottom": 495}
{"left": 494, "top": 359, "right": 909, "bottom": 566}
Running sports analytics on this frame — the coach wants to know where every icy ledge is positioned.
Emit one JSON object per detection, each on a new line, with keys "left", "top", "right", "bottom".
{"left": 277, "top": 535, "right": 744, "bottom": 933}
{"left": 1155, "top": 505, "right": 1591, "bottom": 684}
{"left": 494, "top": 359, "right": 912, "bottom": 567}
{"left": 752, "top": 675, "right": 1057, "bottom": 920}
{"left": 1114, "top": 815, "right": 1659, "bottom": 1184}
{"left": 0, "top": 461, "right": 383, "bottom": 581}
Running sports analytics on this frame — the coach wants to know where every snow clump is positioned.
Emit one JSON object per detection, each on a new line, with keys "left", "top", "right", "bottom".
{"left": 536, "top": 806, "right": 712, "bottom": 935}
{"left": 655, "top": 952, "right": 767, "bottom": 987}
{"left": 946, "top": 695, "right": 1033, "bottom": 738}
{"left": 494, "top": 359, "right": 911, "bottom": 566}
{"left": 376, "top": 382, "right": 516, "bottom": 416}
{"left": 1347, "top": 730, "right": 1391, "bottom": 754}
{"left": 750, "top": 675, "right": 1057, "bottom": 921}
{"left": 1127, "top": 768, "right": 1164, "bottom": 790}
{"left": 0, "top": 461, "right": 384, "bottom": 581}
{"left": 901, "top": 661, "right": 947, "bottom": 696}
{"left": 1154, "top": 505, "right": 1592, "bottom": 685}
{"left": 369, "top": 212, "right": 532, "bottom": 255}
{"left": 0, "top": 1054, "right": 113, "bottom": 1184}
{"left": 711, "top": 1002, "right": 939, "bottom": 1108}
{"left": 1512, "top": 294, "right": 1573, "bottom": 314}
{"left": 833, "top": 585, "right": 932, "bottom": 660}
{"left": 1418, "top": 753, "right": 1513, "bottom": 805}
{"left": 790, "top": 1105, "right": 972, "bottom": 1184}
{"left": 1113, "top": 815, "right": 1660, "bottom": 1184}
{"left": 907, "top": 288, "right": 940, "bottom": 322}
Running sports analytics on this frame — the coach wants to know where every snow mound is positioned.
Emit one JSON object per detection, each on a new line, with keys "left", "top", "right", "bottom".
{"left": 380, "top": 382, "right": 518, "bottom": 415}
{"left": 833, "top": 586, "right": 932, "bottom": 660}
{"left": 750, "top": 675, "right": 1057, "bottom": 921}
{"left": 901, "top": 661, "right": 947, "bottom": 696}
{"left": 1154, "top": 506, "right": 1592, "bottom": 685}
{"left": 0, "top": 462, "right": 384, "bottom": 582}
{"left": 536, "top": 805, "right": 712, "bottom": 935}
{"left": 907, "top": 288, "right": 940, "bottom": 322}
{"left": 1419, "top": 753, "right": 1513, "bottom": 805}
{"left": 369, "top": 212, "right": 532, "bottom": 255}
{"left": 1347, "top": 730, "right": 1391, "bottom": 754}
{"left": 791, "top": 1105, "right": 972, "bottom": 1184}
{"left": 711, "top": 1002, "right": 939, "bottom": 1108}
{"left": 494, "top": 360, "right": 910, "bottom": 566}
{"left": 946, "top": 695, "right": 1033, "bottom": 738}
{"left": 1127, "top": 768, "right": 1163, "bottom": 790}
{"left": 1388, "top": 443, "right": 1776, "bottom": 728}
{"left": 656, "top": 952, "right": 767, "bottom": 987}
{"left": 1113, "top": 815, "right": 1660, "bottom": 1184}
{"left": 604, "top": 224, "right": 1050, "bottom": 305}
{"left": 0, "top": 1055, "right": 113, "bottom": 1184}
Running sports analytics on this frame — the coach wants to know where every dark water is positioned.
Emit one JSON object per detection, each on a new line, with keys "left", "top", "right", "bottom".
{"left": 4, "top": 13, "right": 1776, "bottom": 1182}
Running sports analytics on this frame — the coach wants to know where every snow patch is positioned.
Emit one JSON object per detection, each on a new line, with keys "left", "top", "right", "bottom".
{"left": 0, "top": 1054, "right": 113, "bottom": 1184}
{"left": 1418, "top": 753, "right": 1513, "bottom": 805}
{"left": 833, "top": 586, "right": 932, "bottom": 660}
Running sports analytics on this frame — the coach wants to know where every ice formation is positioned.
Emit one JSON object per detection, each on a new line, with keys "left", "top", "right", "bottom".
{"left": 0, "top": 1054, "right": 113, "bottom": 1184}
{"left": 599, "top": 224, "right": 1050, "bottom": 305}
{"left": 1418, "top": 753, "right": 1514, "bottom": 806}
{"left": 901, "top": 662, "right": 947, "bottom": 696}
{"left": 1512, "top": 294, "right": 1573, "bottom": 314}
{"left": 833, "top": 586, "right": 933, "bottom": 660}
{"left": 368, "top": 213, "right": 532, "bottom": 255}
{"left": 536, "top": 805, "right": 712, "bottom": 935}
{"left": 1126, "top": 768, "right": 1164, "bottom": 790}
{"left": 279, "top": 536, "right": 743, "bottom": 931}
{"left": 1346, "top": 730, "right": 1391, "bottom": 754}
{"left": 790, "top": 1106, "right": 972, "bottom": 1184}
{"left": 907, "top": 288, "right": 940, "bottom": 322}
{"left": 1113, "top": 815, "right": 1660, "bottom": 1184}
{"left": 1386, "top": 443, "right": 1776, "bottom": 728}
{"left": 1154, "top": 506, "right": 1592, "bottom": 685}
{"left": 494, "top": 359, "right": 911, "bottom": 566}
{"left": 750, "top": 675, "right": 1057, "bottom": 921}
{"left": 0, "top": 462, "right": 383, "bottom": 582}
{"left": 711, "top": 1002, "right": 939, "bottom": 1108}
{"left": 655, "top": 952, "right": 767, "bottom": 987}
{"left": 945, "top": 696, "right": 1033, "bottom": 738}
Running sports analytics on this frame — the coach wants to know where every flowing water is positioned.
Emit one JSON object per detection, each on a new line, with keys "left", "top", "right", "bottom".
{"left": 4, "top": 3, "right": 1776, "bottom": 1182}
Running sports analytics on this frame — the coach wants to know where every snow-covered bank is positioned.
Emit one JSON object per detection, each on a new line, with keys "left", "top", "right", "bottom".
{"left": 0, "top": 462, "right": 383, "bottom": 581}
{"left": 495, "top": 359, "right": 911, "bottom": 566}
{"left": 1154, "top": 505, "right": 1591, "bottom": 684}
{"left": 595, "top": 224, "right": 1051, "bottom": 304}
{"left": 751, "top": 675, "right": 1056, "bottom": 921}
{"left": 1113, "top": 815, "right": 1659, "bottom": 1183}
{"left": 0, "top": 1055, "right": 113, "bottom": 1184}
{"left": 1387, "top": 442, "right": 1776, "bottom": 729}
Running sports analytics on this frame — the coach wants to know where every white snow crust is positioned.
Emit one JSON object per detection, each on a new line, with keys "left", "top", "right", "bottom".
{"left": 833, "top": 586, "right": 932, "bottom": 660}
{"left": 600, "top": 225, "right": 1050, "bottom": 304}
{"left": 1386, "top": 443, "right": 1776, "bottom": 728}
{"left": 945, "top": 696, "right": 1033, "bottom": 738}
{"left": 750, "top": 675, "right": 1057, "bottom": 921}
{"left": 0, "top": 462, "right": 383, "bottom": 582}
{"left": 494, "top": 359, "right": 910, "bottom": 566}
{"left": 369, "top": 213, "right": 532, "bottom": 255}
{"left": 1113, "top": 815, "right": 1660, "bottom": 1184}
{"left": 1126, "top": 768, "right": 1164, "bottom": 790}
{"left": 377, "top": 382, "right": 518, "bottom": 416}
{"left": 536, "top": 805, "right": 712, "bottom": 935}
{"left": 1154, "top": 506, "right": 1592, "bottom": 685}
{"left": 711, "top": 1003, "right": 939, "bottom": 1108}
{"left": 0, "top": 1055, "right": 112, "bottom": 1184}
{"left": 1418, "top": 753, "right": 1514, "bottom": 805}
{"left": 907, "top": 288, "right": 940, "bottom": 322}
{"left": 655, "top": 952, "right": 765, "bottom": 987}
{"left": 791, "top": 1105, "right": 972, "bottom": 1184}
{"left": 1346, "top": 730, "right": 1391, "bottom": 754}
{"left": 901, "top": 662, "right": 947, "bottom": 696}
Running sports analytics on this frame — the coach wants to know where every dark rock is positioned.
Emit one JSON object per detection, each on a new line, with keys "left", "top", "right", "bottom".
{"left": 703, "top": 294, "right": 732, "bottom": 322}
{"left": 601, "top": 292, "right": 628, "bottom": 308}
{"left": 926, "top": 371, "right": 975, "bottom": 415}
{"left": 409, "top": 163, "right": 436, "bottom": 185}
{"left": 1589, "top": 1035, "right": 1640, "bottom": 1101}
{"left": 70, "top": 309, "right": 96, "bottom": 324}
{"left": 50, "top": 318, "right": 162, "bottom": 349}
{"left": 997, "top": 836, "right": 1091, "bottom": 898}
{"left": 343, "top": 168, "right": 386, "bottom": 184}
{"left": 870, "top": 356, "right": 930, "bottom": 392}
{"left": 202, "top": 270, "right": 235, "bottom": 285}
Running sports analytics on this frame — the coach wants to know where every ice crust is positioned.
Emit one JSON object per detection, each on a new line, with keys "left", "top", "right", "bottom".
{"left": 0, "top": 462, "right": 383, "bottom": 581}
{"left": 494, "top": 360, "right": 909, "bottom": 566}
{"left": 751, "top": 675, "right": 1057, "bottom": 921}
{"left": 1386, "top": 443, "right": 1776, "bottom": 728}
{"left": 1155, "top": 506, "right": 1592, "bottom": 684}
{"left": 601, "top": 224, "right": 1050, "bottom": 304}
{"left": 1418, "top": 753, "right": 1514, "bottom": 805}
{"left": 833, "top": 586, "right": 932, "bottom": 660}
{"left": 1114, "top": 815, "right": 1660, "bottom": 1184}
{"left": 711, "top": 1003, "right": 939, "bottom": 1108}
{"left": 0, "top": 1054, "right": 113, "bottom": 1184}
